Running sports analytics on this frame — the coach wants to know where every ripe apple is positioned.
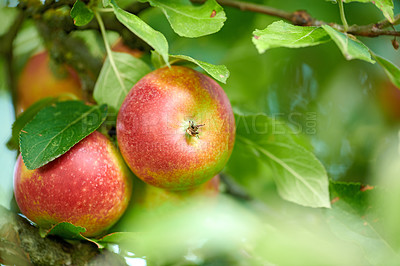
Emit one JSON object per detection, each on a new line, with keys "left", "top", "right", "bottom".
{"left": 13, "top": 131, "right": 132, "bottom": 237}
{"left": 16, "top": 51, "right": 83, "bottom": 115}
{"left": 111, "top": 37, "right": 143, "bottom": 58}
{"left": 117, "top": 66, "right": 235, "bottom": 190}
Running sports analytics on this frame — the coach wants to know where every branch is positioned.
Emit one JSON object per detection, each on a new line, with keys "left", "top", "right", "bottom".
{"left": 192, "top": 0, "right": 400, "bottom": 38}
{"left": 0, "top": 206, "right": 126, "bottom": 265}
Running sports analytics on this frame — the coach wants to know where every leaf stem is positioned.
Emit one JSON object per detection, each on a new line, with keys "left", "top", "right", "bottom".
{"left": 95, "top": 8, "right": 114, "bottom": 13}
{"left": 338, "top": 0, "right": 348, "bottom": 32}
{"left": 94, "top": 11, "right": 125, "bottom": 90}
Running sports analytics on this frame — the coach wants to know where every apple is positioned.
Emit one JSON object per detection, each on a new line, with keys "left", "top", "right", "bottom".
{"left": 16, "top": 51, "right": 83, "bottom": 115}
{"left": 13, "top": 131, "right": 132, "bottom": 237}
{"left": 117, "top": 66, "right": 235, "bottom": 190}
{"left": 111, "top": 37, "right": 143, "bottom": 58}
{"left": 113, "top": 175, "right": 220, "bottom": 232}
{"left": 135, "top": 175, "right": 220, "bottom": 209}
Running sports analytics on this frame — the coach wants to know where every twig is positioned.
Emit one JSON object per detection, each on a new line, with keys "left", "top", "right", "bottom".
{"left": 210, "top": 0, "right": 293, "bottom": 21}
{"left": 191, "top": 0, "right": 400, "bottom": 37}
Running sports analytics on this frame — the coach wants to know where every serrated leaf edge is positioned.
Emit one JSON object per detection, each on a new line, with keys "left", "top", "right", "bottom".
{"left": 20, "top": 103, "right": 108, "bottom": 170}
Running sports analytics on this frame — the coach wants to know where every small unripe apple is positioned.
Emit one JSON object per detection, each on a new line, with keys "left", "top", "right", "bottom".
{"left": 16, "top": 51, "right": 83, "bottom": 115}
{"left": 13, "top": 131, "right": 132, "bottom": 237}
{"left": 117, "top": 66, "right": 235, "bottom": 190}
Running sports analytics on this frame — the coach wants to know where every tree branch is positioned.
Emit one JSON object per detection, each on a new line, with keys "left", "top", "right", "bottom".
{"left": 192, "top": 0, "right": 400, "bottom": 38}
{"left": 0, "top": 206, "right": 126, "bottom": 265}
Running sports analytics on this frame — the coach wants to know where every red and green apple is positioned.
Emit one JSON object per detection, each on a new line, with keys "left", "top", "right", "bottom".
{"left": 13, "top": 131, "right": 132, "bottom": 237}
{"left": 16, "top": 51, "right": 83, "bottom": 115}
{"left": 117, "top": 66, "right": 235, "bottom": 190}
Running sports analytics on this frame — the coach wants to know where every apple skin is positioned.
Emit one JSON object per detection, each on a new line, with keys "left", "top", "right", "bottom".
{"left": 17, "top": 51, "right": 83, "bottom": 115}
{"left": 117, "top": 66, "right": 235, "bottom": 190}
{"left": 112, "top": 175, "right": 219, "bottom": 232}
{"left": 135, "top": 175, "right": 220, "bottom": 209}
{"left": 13, "top": 131, "right": 132, "bottom": 237}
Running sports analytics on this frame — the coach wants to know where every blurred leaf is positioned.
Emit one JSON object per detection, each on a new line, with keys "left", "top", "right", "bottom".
{"left": 112, "top": 0, "right": 169, "bottom": 65}
{"left": 343, "top": 0, "right": 394, "bottom": 23}
{"left": 170, "top": 54, "right": 229, "bottom": 83}
{"left": 71, "top": 30, "right": 119, "bottom": 59}
{"left": 20, "top": 101, "right": 107, "bottom": 170}
{"left": 327, "top": 181, "right": 398, "bottom": 265}
{"left": 103, "top": 0, "right": 111, "bottom": 7}
{"left": 322, "top": 25, "right": 375, "bottom": 63}
{"left": 93, "top": 52, "right": 151, "bottom": 112}
{"left": 0, "top": 7, "right": 18, "bottom": 36}
{"left": 98, "top": 232, "right": 143, "bottom": 243}
{"left": 329, "top": 181, "right": 371, "bottom": 215}
{"left": 373, "top": 54, "right": 400, "bottom": 89}
{"left": 13, "top": 20, "right": 42, "bottom": 58}
{"left": 145, "top": 0, "right": 226, "bottom": 38}
{"left": 7, "top": 97, "right": 57, "bottom": 150}
{"left": 108, "top": 196, "right": 262, "bottom": 265}
{"left": 234, "top": 112, "right": 330, "bottom": 208}
{"left": 252, "top": 20, "right": 331, "bottom": 53}
{"left": 70, "top": 0, "right": 94, "bottom": 27}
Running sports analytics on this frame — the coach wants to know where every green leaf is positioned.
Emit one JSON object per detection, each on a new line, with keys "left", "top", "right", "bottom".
{"left": 102, "top": 0, "right": 111, "bottom": 7}
{"left": 93, "top": 52, "right": 151, "bottom": 112}
{"left": 327, "top": 181, "right": 398, "bottom": 264}
{"left": 151, "top": 50, "right": 165, "bottom": 69}
{"left": 343, "top": 0, "right": 394, "bottom": 23}
{"left": 41, "top": 222, "right": 104, "bottom": 248}
{"left": 169, "top": 54, "right": 229, "bottom": 83}
{"left": 41, "top": 222, "right": 87, "bottom": 240}
{"left": 234, "top": 113, "right": 330, "bottom": 208}
{"left": 0, "top": 7, "right": 19, "bottom": 36}
{"left": 112, "top": 0, "right": 169, "bottom": 65}
{"left": 70, "top": 0, "right": 94, "bottom": 27}
{"left": 145, "top": 0, "right": 226, "bottom": 38}
{"left": 321, "top": 25, "right": 375, "bottom": 63}
{"left": 373, "top": 54, "right": 400, "bottom": 89}
{"left": 20, "top": 101, "right": 108, "bottom": 170}
{"left": 329, "top": 181, "right": 372, "bottom": 215}
{"left": 7, "top": 97, "right": 58, "bottom": 150}
{"left": 252, "top": 20, "right": 331, "bottom": 53}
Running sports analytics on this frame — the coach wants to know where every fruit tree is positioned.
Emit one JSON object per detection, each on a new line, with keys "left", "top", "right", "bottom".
{"left": 1, "top": 0, "right": 400, "bottom": 265}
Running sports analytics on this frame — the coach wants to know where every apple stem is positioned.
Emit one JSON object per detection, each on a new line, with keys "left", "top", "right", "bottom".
{"left": 186, "top": 120, "right": 204, "bottom": 137}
